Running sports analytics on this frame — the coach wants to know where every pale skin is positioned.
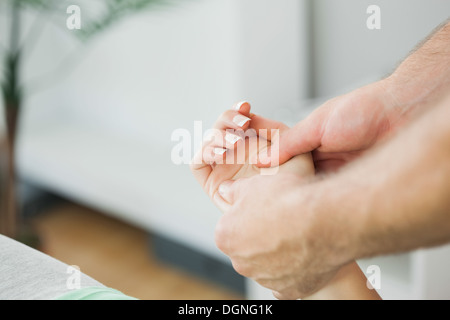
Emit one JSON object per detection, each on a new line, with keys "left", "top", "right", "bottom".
{"left": 191, "top": 102, "right": 381, "bottom": 300}
{"left": 214, "top": 20, "right": 450, "bottom": 299}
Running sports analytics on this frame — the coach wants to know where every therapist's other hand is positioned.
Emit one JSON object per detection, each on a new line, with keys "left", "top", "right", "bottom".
{"left": 258, "top": 80, "right": 407, "bottom": 172}
{"left": 216, "top": 174, "right": 340, "bottom": 300}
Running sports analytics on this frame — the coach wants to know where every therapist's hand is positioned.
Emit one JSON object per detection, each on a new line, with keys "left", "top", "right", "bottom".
{"left": 216, "top": 173, "right": 342, "bottom": 300}
{"left": 257, "top": 80, "right": 408, "bottom": 172}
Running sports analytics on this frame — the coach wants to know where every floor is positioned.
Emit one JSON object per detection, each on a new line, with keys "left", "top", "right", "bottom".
{"left": 31, "top": 201, "right": 243, "bottom": 300}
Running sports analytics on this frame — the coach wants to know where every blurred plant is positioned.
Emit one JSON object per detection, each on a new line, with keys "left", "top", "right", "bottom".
{"left": 0, "top": 0, "right": 183, "bottom": 243}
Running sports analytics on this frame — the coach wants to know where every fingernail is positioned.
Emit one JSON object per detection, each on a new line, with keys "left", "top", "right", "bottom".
{"left": 214, "top": 148, "right": 227, "bottom": 155}
{"left": 233, "top": 115, "right": 251, "bottom": 127}
{"left": 225, "top": 133, "right": 242, "bottom": 145}
{"left": 234, "top": 101, "right": 249, "bottom": 112}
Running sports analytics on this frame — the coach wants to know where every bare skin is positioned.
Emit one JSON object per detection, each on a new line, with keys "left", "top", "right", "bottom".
{"left": 258, "top": 20, "right": 450, "bottom": 174}
{"left": 215, "top": 21, "right": 450, "bottom": 299}
{"left": 191, "top": 102, "right": 381, "bottom": 300}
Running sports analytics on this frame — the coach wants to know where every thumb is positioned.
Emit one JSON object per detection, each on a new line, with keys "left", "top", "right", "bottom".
{"left": 217, "top": 180, "right": 237, "bottom": 205}
{"left": 217, "top": 177, "right": 251, "bottom": 205}
{"left": 257, "top": 114, "right": 323, "bottom": 168}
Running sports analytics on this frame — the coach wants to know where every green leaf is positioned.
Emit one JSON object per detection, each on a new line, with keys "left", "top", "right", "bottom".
{"left": 1, "top": 0, "right": 193, "bottom": 104}
{"left": 14, "top": 0, "right": 56, "bottom": 10}
{"left": 1, "top": 52, "right": 21, "bottom": 108}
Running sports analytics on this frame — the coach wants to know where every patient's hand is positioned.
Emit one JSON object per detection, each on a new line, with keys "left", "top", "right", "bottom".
{"left": 190, "top": 102, "right": 381, "bottom": 300}
{"left": 190, "top": 102, "right": 315, "bottom": 209}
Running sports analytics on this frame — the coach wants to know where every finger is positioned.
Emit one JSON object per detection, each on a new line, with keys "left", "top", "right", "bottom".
{"left": 213, "top": 110, "right": 252, "bottom": 131}
{"left": 256, "top": 111, "right": 325, "bottom": 168}
{"left": 221, "top": 130, "right": 245, "bottom": 150}
{"left": 217, "top": 176, "right": 252, "bottom": 204}
{"left": 190, "top": 139, "right": 228, "bottom": 179}
{"left": 217, "top": 180, "right": 237, "bottom": 204}
{"left": 248, "top": 114, "right": 289, "bottom": 141}
{"left": 233, "top": 101, "right": 252, "bottom": 116}
{"left": 224, "top": 131, "right": 244, "bottom": 149}
{"left": 190, "top": 149, "right": 213, "bottom": 187}
{"left": 197, "top": 128, "right": 246, "bottom": 167}
{"left": 205, "top": 128, "right": 244, "bottom": 151}
{"left": 213, "top": 191, "right": 231, "bottom": 212}
{"left": 202, "top": 145, "right": 228, "bottom": 164}
{"left": 246, "top": 115, "right": 289, "bottom": 166}
{"left": 190, "top": 145, "right": 231, "bottom": 191}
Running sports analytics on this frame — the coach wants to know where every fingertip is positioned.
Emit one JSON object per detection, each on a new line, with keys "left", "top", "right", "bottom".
{"left": 234, "top": 101, "right": 251, "bottom": 116}
{"left": 254, "top": 147, "right": 278, "bottom": 168}
{"left": 254, "top": 141, "right": 294, "bottom": 168}
{"left": 201, "top": 145, "right": 226, "bottom": 164}
{"left": 213, "top": 147, "right": 228, "bottom": 164}
{"left": 224, "top": 132, "right": 243, "bottom": 148}
{"left": 232, "top": 114, "right": 252, "bottom": 129}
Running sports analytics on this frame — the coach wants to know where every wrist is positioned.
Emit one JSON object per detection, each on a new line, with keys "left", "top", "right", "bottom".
{"left": 299, "top": 177, "right": 357, "bottom": 271}
{"left": 374, "top": 77, "right": 418, "bottom": 125}
{"left": 304, "top": 163, "right": 385, "bottom": 270}
{"left": 381, "top": 21, "right": 450, "bottom": 121}
{"left": 304, "top": 262, "right": 381, "bottom": 300}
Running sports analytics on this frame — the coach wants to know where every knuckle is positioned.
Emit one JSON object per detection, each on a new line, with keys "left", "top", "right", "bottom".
{"left": 232, "top": 261, "right": 252, "bottom": 277}
{"left": 218, "top": 110, "right": 234, "bottom": 122}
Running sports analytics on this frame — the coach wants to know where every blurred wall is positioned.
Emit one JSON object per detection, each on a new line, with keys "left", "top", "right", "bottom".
{"left": 311, "top": 0, "right": 450, "bottom": 97}
{"left": 20, "top": 0, "right": 309, "bottom": 144}
{"left": 16, "top": 0, "right": 309, "bottom": 260}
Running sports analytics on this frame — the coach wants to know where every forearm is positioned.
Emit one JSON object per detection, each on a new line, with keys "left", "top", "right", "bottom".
{"left": 307, "top": 93, "right": 450, "bottom": 268}
{"left": 383, "top": 20, "right": 450, "bottom": 122}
